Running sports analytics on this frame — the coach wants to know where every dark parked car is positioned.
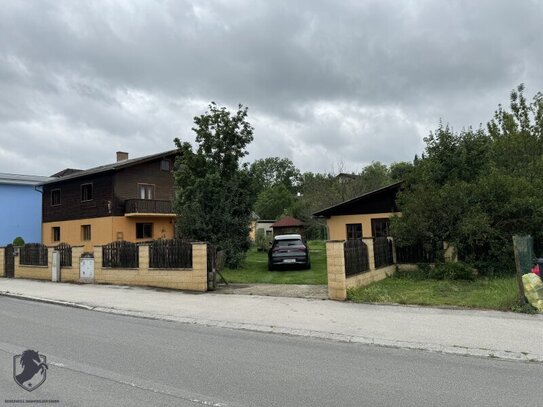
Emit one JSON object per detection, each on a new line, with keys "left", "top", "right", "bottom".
{"left": 268, "top": 234, "right": 310, "bottom": 271}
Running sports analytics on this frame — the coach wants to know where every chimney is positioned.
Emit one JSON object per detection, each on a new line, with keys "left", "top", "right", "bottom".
{"left": 116, "top": 151, "right": 129, "bottom": 162}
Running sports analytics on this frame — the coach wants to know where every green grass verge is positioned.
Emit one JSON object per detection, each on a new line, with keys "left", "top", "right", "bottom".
{"left": 347, "top": 276, "right": 519, "bottom": 311}
{"left": 222, "top": 240, "right": 327, "bottom": 285}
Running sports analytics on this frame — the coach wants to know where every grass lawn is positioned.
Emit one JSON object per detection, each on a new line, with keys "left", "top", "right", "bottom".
{"left": 347, "top": 276, "right": 520, "bottom": 311}
{"left": 222, "top": 240, "right": 327, "bottom": 285}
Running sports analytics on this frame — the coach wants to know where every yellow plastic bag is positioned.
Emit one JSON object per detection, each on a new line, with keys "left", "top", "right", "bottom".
{"left": 522, "top": 273, "right": 543, "bottom": 311}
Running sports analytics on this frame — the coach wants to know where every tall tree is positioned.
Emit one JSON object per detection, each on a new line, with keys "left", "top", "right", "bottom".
{"left": 250, "top": 157, "right": 302, "bottom": 194}
{"left": 254, "top": 184, "right": 295, "bottom": 220}
{"left": 392, "top": 85, "right": 543, "bottom": 274}
{"left": 174, "top": 102, "right": 256, "bottom": 268}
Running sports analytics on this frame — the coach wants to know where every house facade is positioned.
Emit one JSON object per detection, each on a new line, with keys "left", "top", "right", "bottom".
{"left": 41, "top": 151, "right": 178, "bottom": 250}
{"left": 0, "top": 173, "right": 52, "bottom": 245}
{"left": 313, "top": 182, "right": 402, "bottom": 240}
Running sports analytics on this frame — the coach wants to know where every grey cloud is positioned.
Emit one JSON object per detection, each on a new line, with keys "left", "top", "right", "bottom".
{"left": 1, "top": 0, "right": 543, "bottom": 176}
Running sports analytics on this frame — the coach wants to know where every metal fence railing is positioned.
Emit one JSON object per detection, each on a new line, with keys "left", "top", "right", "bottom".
{"left": 102, "top": 241, "right": 139, "bottom": 268}
{"left": 344, "top": 239, "right": 370, "bottom": 276}
{"left": 20, "top": 243, "right": 48, "bottom": 266}
{"left": 374, "top": 237, "right": 394, "bottom": 269}
{"left": 56, "top": 242, "right": 72, "bottom": 267}
{"left": 149, "top": 239, "right": 192, "bottom": 269}
{"left": 396, "top": 242, "right": 437, "bottom": 264}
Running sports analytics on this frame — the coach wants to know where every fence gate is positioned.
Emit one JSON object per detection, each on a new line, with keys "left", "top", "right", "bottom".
{"left": 4, "top": 244, "right": 14, "bottom": 278}
{"left": 207, "top": 244, "right": 217, "bottom": 290}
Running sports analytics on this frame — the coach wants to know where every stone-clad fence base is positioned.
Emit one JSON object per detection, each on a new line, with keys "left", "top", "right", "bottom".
{"left": 0, "top": 243, "right": 208, "bottom": 292}
{"left": 326, "top": 240, "right": 396, "bottom": 301}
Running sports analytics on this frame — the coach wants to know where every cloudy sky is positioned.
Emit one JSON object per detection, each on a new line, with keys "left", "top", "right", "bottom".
{"left": 1, "top": 0, "right": 542, "bottom": 176}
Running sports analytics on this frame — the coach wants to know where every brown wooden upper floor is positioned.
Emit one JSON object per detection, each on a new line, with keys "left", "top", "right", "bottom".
{"left": 42, "top": 150, "right": 178, "bottom": 222}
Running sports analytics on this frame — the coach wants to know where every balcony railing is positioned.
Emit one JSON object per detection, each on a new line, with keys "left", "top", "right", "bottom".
{"left": 124, "top": 199, "right": 174, "bottom": 215}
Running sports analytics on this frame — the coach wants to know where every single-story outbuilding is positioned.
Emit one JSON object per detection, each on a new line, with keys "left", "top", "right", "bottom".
{"left": 313, "top": 182, "right": 402, "bottom": 240}
{"left": 271, "top": 216, "right": 305, "bottom": 237}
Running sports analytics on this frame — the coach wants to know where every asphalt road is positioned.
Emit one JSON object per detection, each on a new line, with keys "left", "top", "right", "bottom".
{"left": 0, "top": 296, "right": 541, "bottom": 406}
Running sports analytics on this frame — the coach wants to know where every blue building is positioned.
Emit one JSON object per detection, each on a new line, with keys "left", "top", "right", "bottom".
{"left": 0, "top": 173, "right": 52, "bottom": 246}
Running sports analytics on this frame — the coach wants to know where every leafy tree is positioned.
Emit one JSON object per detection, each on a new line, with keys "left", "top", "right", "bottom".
{"left": 174, "top": 102, "right": 256, "bottom": 268}
{"left": 250, "top": 157, "right": 302, "bottom": 194}
{"left": 392, "top": 85, "right": 543, "bottom": 274}
{"left": 254, "top": 184, "right": 295, "bottom": 220}
{"left": 355, "top": 161, "right": 392, "bottom": 191}
{"left": 390, "top": 161, "right": 414, "bottom": 182}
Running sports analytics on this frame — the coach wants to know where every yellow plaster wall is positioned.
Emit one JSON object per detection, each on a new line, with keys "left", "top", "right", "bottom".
{"left": 326, "top": 212, "right": 400, "bottom": 240}
{"left": 112, "top": 216, "right": 175, "bottom": 243}
{"left": 43, "top": 217, "right": 114, "bottom": 251}
{"left": 43, "top": 216, "right": 176, "bottom": 251}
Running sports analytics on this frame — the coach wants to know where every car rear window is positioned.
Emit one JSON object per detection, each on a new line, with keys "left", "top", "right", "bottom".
{"left": 275, "top": 239, "right": 304, "bottom": 247}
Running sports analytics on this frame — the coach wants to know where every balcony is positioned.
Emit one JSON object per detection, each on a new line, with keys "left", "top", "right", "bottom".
{"left": 124, "top": 199, "right": 175, "bottom": 217}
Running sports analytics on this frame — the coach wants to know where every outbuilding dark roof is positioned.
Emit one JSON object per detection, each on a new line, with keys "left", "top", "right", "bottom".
{"left": 271, "top": 216, "right": 305, "bottom": 228}
{"left": 312, "top": 182, "right": 403, "bottom": 218}
{"left": 42, "top": 150, "right": 178, "bottom": 185}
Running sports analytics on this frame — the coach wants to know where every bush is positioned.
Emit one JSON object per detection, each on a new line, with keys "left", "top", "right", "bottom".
{"left": 12, "top": 236, "right": 25, "bottom": 246}
{"left": 396, "top": 262, "right": 475, "bottom": 281}
{"left": 255, "top": 229, "right": 270, "bottom": 252}
{"left": 430, "top": 262, "right": 475, "bottom": 281}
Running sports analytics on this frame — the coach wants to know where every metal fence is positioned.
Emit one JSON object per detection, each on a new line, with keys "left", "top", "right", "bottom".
{"left": 56, "top": 243, "right": 72, "bottom": 267}
{"left": 149, "top": 239, "right": 192, "bottom": 269}
{"left": 344, "top": 239, "right": 370, "bottom": 276}
{"left": 102, "top": 241, "right": 139, "bottom": 268}
{"left": 20, "top": 243, "right": 48, "bottom": 266}
{"left": 396, "top": 242, "right": 437, "bottom": 264}
{"left": 374, "top": 237, "right": 394, "bottom": 268}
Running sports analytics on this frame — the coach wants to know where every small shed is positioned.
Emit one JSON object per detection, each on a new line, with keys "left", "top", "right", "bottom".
{"left": 271, "top": 216, "right": 305, "bottom": 238}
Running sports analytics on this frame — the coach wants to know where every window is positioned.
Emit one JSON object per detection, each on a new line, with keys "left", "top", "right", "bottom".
{"left": 136, "top": 223, "right": 153, "bottom": 239}
{"left": 371, "top": 218, "right": 390, "bottom": 238}
{"left": 346, "top": 223, "right": 362, "bottom": 240}
{"left": 51, "top": 189, "right": 61, "bottom": 206}
{"left": 52, "top": 227, "right": 60, "bottom": 242}
{"left": 138, "top": 184, "right": 155, "bottom": 200}
{"left": 81, "top": 225, "right": 91, "bottom": 241}
{"left": 81, "top": 183, "right": 93, "bottom": 201}
{"left": 160, "top": 159, "right": 171, "bottom": 171}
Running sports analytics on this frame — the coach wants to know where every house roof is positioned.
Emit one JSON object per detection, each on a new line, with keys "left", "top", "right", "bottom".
{"left": 312, "top": 181, "right": 403, "bottom": 218}
{"left": 41, "top": 150, "right": 178, "bottom": 185}
{"left": 0, "top": 173, "right": 53, "bottom": 186}
{"left": 50, "top": 168, "right": 83, "bottom": 177}
{"left": 271, "top": 216, "right": 305, "bottom": 228}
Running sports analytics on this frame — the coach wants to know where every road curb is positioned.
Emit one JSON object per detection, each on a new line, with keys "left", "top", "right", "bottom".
{"left": 2, "top": 291, "right": 542, "bottom": 364}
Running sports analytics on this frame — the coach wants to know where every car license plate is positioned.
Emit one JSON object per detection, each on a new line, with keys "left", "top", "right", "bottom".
{"left": 283, "top": 259, "right": 296, "bottom": 263}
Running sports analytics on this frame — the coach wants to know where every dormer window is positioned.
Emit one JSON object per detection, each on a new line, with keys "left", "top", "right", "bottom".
{"left": 160, "top": 159, "right": 171, "bottom": 171}
{"left": 81, "top": 183, "right": 93, "bottom": 201}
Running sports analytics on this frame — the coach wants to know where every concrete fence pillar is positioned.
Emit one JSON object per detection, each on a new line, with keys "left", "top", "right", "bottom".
{"left": 326, "top": 241, "right": 347, "bottom": 301}
{"left": 138, "top": 245, "right": 149, "bottom": 270}
{"left": 363, "top": 238, "right": 376, "bottom": 271}
{"left": 390, "top": 237, "right": 397, "bottom": 264}
{"left": 191, "top": 243, "right": 208, "bottom": 292}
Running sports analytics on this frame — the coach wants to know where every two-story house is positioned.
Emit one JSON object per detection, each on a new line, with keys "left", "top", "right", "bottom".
{"left": 41, "top": 150, "right": 178, "bottom": 250}
{"left": 0, "top": 173, "right": 52, "bottom": 245}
